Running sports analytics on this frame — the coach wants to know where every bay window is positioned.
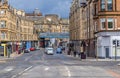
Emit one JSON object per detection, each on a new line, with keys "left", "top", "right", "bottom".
{"left": 100, "top": 18, "right": 106, "bottom": 29}
{"left": 107, "top": 18, "right": 114, "bottom": 29}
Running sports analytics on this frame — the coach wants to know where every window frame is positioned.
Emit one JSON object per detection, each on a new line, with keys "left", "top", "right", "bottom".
{"left": 107, "top": 18, "right": 114, "bottom": 29}
{"left": 0, "top": 10, "right": 5, "bottom": 15}
{"left": 100, "top": 0, "right": 113, "bottom": 11}
{"left": 100, "top": 18, "right": 106, "bottom": 30}
{"left": 1, "top": 32, "right": 6, "bottom": 39}
{"left": 0, "top": 20, "right": 6, "bottom": 28}
{"left": 100, "top": 0, "right": 106, "bottom": 11}
{"left": 107, "top": 0, "right": 113, "bottom": 11}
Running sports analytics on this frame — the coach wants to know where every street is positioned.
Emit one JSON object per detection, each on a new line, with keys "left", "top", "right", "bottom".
{"left": 0, "top": 48, "right": 119, "bottom": 78}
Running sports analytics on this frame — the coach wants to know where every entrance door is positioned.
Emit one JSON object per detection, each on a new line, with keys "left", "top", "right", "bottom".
{"left": 105, "top": 47, "right": 109, "bottom": 58}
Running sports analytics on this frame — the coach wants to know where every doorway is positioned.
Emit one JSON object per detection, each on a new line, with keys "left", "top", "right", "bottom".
{"left": 105, "top": 47, "right": 109, "bottom": 58}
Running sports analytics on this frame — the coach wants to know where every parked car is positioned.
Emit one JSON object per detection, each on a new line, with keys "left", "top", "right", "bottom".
{"left": 24, "top": 49, "right": 29, "bottom": 53}
{"left": 56, "top": 47, "right": 62, "bottom": 54}
{"left": 45, "top": 47, "right": 54, "bottom": 55}
{"left": 30, "top": 47, "right": 35, "bottom": 51}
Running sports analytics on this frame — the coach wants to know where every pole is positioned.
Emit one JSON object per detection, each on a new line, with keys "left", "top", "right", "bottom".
{"left": 7, "top": 46, "right": 10, "bottom": 58}
{"left": 115, "top": 39, "right": 117, "bottom": 61}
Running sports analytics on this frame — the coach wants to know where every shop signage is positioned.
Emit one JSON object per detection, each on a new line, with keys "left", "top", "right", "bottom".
{"left": 113, "top": 40, "right": 120, "bottom": 46}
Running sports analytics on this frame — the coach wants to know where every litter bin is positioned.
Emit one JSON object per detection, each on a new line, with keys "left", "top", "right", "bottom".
{"left": 81, "top": 52, "right": 86, "bottom": 59}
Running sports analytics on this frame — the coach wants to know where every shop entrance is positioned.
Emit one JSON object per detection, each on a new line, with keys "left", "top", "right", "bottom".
{"left": 105, "top": 47, "right": 109, "bottom": 58}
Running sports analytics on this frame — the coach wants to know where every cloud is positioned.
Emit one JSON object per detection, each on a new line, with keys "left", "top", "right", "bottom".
{"left": 9, "top": 0, "right": 72, "bottom": 18}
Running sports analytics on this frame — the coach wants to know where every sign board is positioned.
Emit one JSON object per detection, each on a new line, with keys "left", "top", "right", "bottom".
{"left": 113, "top": 40, "right": 120, "bottom": 46}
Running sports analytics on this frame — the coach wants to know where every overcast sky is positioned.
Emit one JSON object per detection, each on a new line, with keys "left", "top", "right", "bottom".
{"left": 9, "top": 0, "right": 72, "bottom": 18}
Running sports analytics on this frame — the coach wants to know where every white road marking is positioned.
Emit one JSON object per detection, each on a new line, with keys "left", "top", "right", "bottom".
{"left": 11, "top": 66, "right": 33, "bottom": 78}
{"left": 65, "top": 66, "right": 71, "bottom": 77}
{"left": 44, "top": 67, "right": 50, "bottom": 71}
{"left": 4, "top": 66, "right": 14, "bottom": 72}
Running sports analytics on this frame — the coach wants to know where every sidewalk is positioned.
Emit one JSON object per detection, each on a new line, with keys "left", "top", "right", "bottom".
{"left": 10, "top": 52, "right": 24, "bottom": 58}
{"left": 0, "top": 52, "right": 23, "bottom": 62}
{"left": 85, "top": 57, "right": 120, "bottom": 61}
{"left": 63, "top": 51, "right": 120, "bottom": 61}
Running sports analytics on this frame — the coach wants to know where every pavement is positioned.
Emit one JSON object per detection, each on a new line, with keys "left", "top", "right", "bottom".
{"left": 63, "top": 51, "right": 120, "bottom": 67}
{"left": 63, "top": 49, "right": 120, "bottom": 61}
{"left": 66, "top": 54, "right": 120, "bottom": 61}
{"left": 0, "top": 52, "right": 23, "bottom": 62}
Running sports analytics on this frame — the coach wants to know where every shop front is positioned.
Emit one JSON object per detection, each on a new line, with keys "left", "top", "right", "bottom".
{"left": 96, "top": 32, "right": 120, "bottom": 59}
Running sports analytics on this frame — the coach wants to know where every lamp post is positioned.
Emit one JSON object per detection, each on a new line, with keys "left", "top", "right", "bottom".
{"left": 115, "top": 39, "right": 117, "bottom": 61}
{"left": 7, "top": 42, "right": 12, "bottom": 58}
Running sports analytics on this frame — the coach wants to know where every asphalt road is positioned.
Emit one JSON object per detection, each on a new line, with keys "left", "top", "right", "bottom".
{"left": 0, "top": 48, "right": 120, "bottom": 78}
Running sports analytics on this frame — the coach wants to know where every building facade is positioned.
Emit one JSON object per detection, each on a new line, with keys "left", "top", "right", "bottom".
{"left": 69, "top": 0, "right": 90, "bottom": 55}
{"left": 93, "top": 0, "right": 120, "bottom": 58}
{"left": 26, "top": 11, "right": 69, "bottom": 48}
{"left": 70, "top": 0, "right": 120, "bottom": 58}
{"left": 0, "top": 0, "right": 38, "bottom": 57}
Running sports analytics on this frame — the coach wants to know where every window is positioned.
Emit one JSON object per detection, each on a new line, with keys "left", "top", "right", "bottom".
{"left": 0, "top": 10, "right": 5, "bottom": 14}
{"left": 16, "top": 19, "right": 19, "bottom": 29}
{"left": 107, "top": 0, "right": 113, "bottom": 11}
{"left": 94, "top": 21, "right": 98, "bottom": 32}
{"left": 1, "top": 32, "right": 6, "bottom": 39}
{"left": 100, "top": 18, "right": 106, "bottom": 29}
{"left": 100, "top": 0, "right": 113, "bottom": 11}
{"left": 0, "top": 21, "right": 6, "bottom": 28}
{"left": 107, "top": 18, "right": 114, "bottom": 29}
{"left": 101, "top": 0, "right": 105, "bottom": 11}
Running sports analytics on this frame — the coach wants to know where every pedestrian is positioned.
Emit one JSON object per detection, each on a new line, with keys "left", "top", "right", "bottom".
{"left": 73, "top": 51, "right": 76, "bottom": 57}
{"left": 68, "top": 48, "right": 71, "bottom": 55}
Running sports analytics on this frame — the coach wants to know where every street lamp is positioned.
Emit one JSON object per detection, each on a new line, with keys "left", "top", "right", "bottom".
{"left": 114, "top": 39, "right": 117, "bottom": 61}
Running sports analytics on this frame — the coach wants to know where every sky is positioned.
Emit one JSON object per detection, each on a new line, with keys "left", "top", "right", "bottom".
{"left": 9, "top": 0, "right": 72, "bottom": 18}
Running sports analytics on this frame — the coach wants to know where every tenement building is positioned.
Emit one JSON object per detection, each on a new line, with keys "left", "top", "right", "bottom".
{"left": 0, "top": 0, "right": 38, "bottom": 57}
{"left": 26, "top": 10, "right": 69, "bottom": 48}
{"left": 69, "top": 0, "right": 84, "bottom": 54}
{"left": 93, "top": 0, "right": 120, "bottom": 58}
{"left": 70, "top": 0, "right": 120, "bottom": 58}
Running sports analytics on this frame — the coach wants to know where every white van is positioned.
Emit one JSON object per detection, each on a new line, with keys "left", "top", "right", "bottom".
{"left": 45, "top": 47, "right": 54, "bottom": 55}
